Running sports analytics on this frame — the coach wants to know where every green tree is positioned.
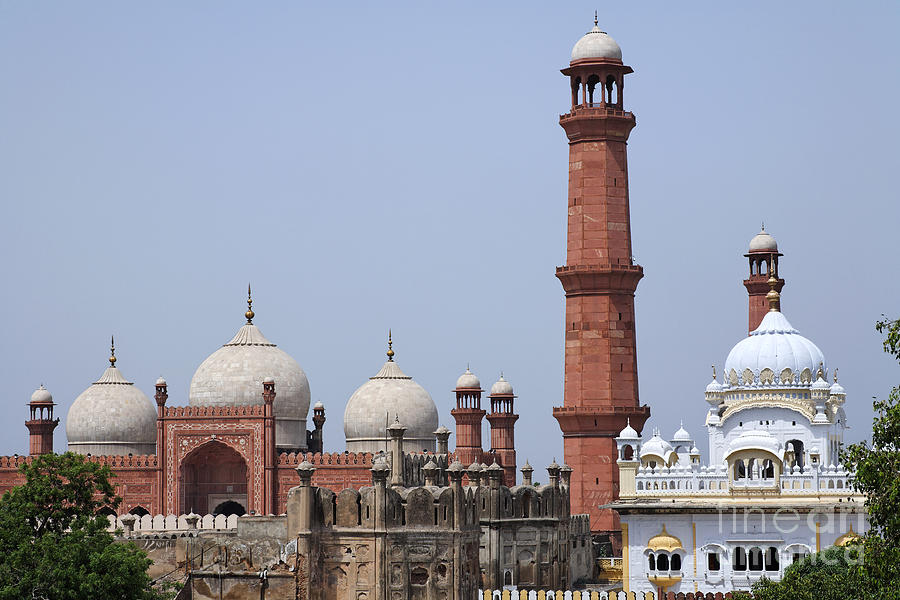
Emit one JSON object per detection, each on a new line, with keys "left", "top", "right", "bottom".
{"left": 842, "top": 316, "right": 900, "bottom": 593}
{"left": 750, "top": 545, "right": 864, "bottom": 600}
{"left": 0, "top": 452, "right": 161, "bottom": 600}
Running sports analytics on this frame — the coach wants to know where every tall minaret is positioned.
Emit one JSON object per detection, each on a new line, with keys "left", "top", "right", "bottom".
{"left": 743, "top": 228, "right": 784, "bottom": 333}
{"left": 26, "top": 384, "right": 59, "bottom": 455}
{"left": 451, "top": 367, "right": 485, "bottom": 467}
{"left": 552, "top": 18, "right": 651, "bottom": 537}
{"left": 486, "top": 374, "right": 518, "bottom": 486}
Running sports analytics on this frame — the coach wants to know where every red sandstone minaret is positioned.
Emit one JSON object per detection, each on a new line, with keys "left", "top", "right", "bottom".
{"left": 552, "top": 18, "right": 651, "bottom": 536}
{"left": 486, "top": 374, "right": 518, "bottom": 486}
{"left": 26, "top": 384, "right": 59, "bottom": 455}
{"left": 743, "top": 228, "right": 783, "bottom": 333}
{"left": 451, "top": 367, "right": 485, "bottom": 467}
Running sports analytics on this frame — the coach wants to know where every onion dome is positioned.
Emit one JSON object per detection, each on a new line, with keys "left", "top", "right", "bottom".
{"left": 189, "top": 289, "right": 311, "bottom": 450}
{"left": 455, "top": 367, "right": 481, "bottom": 390}
{"left": 812, "top": 376, "right": 831, "bottom": 391}
{"left": 724, "top": 310, "right": 826, "bottom": 388}
{"left": 618, "top": 418, "right": 639, "bottom": 440}
{"left": 155, "top": 376, "right": 167, "bottom": 386}
{"left": 343, "top": 339, "right": 439, "bottom": 453}
{"left": 748, "top": 228, "right": 778, "bottom": 253}
{"left": 689, "top": 446, "right": 700, "bottom": 456}
{"left": 571, "top": 16, "right": 623, "bottom": 62}
{"left": 639, "top": 430, "right": 675, "bottom": 465}
{"left": 830, "top": 374, "right": 846, "bottom": 397}
{"left": 706, "top": 376, "right": 724, "bottom": 394}
{"left": 672, "top": 423, "right": 691, "bottom": 442}
{"left": 66, "top": 339, "right": 157, "bottom": 456}
{"left": 647, "top": 525, "right": 684, "bottom": 553}
{"left": 30, "top": 384, "right": 53, "bottom": 405}
{"left": 490, "top": 373, "right": 514, "bottom": 396}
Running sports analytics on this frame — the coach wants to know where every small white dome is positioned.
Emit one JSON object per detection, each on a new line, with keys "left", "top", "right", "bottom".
{"left": 724, "top": 310, "right": 826, "bottom": 388}
{"left": 748, "top": 229, "right": 778, "bottom": 253}
{"left": 618, "top": 419, "right": 639, "bottom": 439}
{"left": 456, "top": 368, "right": 481, "bottom": 390}
{"left": 313, "top": 400, "right": 324, "bottom": 409}
{"left": 706, "top": 378, "right": 724, "bottom": 393}
{"left": 155, "top": 376, "right": 167, "bottom": 386}
{"left": 639, "top": 431, "right": 675, "bottom": 464}
{"left": 67, "top": 362, "right": 157, "bottom": 456}
{"left": 830, "top": 381, "right": 846, "bottom": 396}
{"left": 490, "top": 374, "right": 514, "bottom": 396}
{"left": 672, "top": 423, "right": 691, "bottom": 442}
{"left": 344, "top": 358, "right": 439, "bottom": 453}
{"left": 689, "top": 446, "right": 700, "bottom": 455}
{"left": 812, "top": 376, "right": 831, "bottom": 391}
{"left": 571, "top": 24, "right": 623, "bottom": 62}
{"left": 31, "top": 384, "right": 53, "bottom": 404}
{"left": 190, "top": 322, "right": 311, "bottom": 450}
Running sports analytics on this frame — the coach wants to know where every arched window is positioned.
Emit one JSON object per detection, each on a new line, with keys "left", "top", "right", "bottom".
{"left": 749, "top": 547, "right": 764, "bottom": 571}
{"left": 129, "top": 506, "right": 149, "bottom": 517}
{"left": 734, "top": 547, "right": 747, "bottom": 571}
{"left": 671, "top": 554, "right": 682, "bottom": 571}
{"left": 657, "top": 554, "right": 669, "bottom": 571}
{"left": 707, "top": 551, "right": 721, "bottom": 571}
{"left": 648, "top": 553, "right": 656, "bottom": 571}
{"left": 765, "top": 547, "right": 780, "bottom": 571}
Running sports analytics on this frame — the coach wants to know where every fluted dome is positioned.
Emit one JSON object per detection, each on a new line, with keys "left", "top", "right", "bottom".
{"left": 618, "top": 419, "right": 639, "bottom": 440}
{"left": 67, "top": 357, "right": 157, "bottom": 456}
{"left": 490, "top": 374, "right": 514, "bottom": 396}
{"left": 344, "top": 356, "right": 439, "bottom": 454}
{"left": 672, "top": 424, "right": 691, "bottom": 442}
{"left": 639, "top": 430, "right": 675, "bottom": 464}
{"left": 31, "top": 384, "right": 53, "bottom": 405}
{"left": 455, "top": 368, "right": 481, "bottom": 390}
{"left": 571, "top": 23, "right": 623, "bottom": 62}
{"left": 724, "top": 310, "right": 826, "bottom": 387}
{"left": 706, "top": 377, "right": 724, "bottom": 393}
{"left": 724, "top": 430, "right": 781, "bottom": 459}
{"left": 748, "top": 229, "right": 778, "bottom": 253}
{"left": 189, "top": 321, "right": 311, "bottom": 450}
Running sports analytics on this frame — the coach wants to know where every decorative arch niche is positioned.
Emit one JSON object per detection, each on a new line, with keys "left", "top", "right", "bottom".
{"left": 178, "top": 440, "right": 248, "bottom": 514}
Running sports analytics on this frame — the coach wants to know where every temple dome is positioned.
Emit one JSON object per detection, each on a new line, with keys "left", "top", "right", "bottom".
{"left": 748, "top": 229, "right": 778, "bottom": 253}
{"left": 571, "top": 23, "right": 623, "bottom": 62}
{"left": 639, "top": 430, "right": 675, "bottom": 465}
{"left": 66, "top": 355, "right": 157, "bottom": 456}
{"left": 31, "top": 384, "right": 53, "bottom": 405}
{"left": 344, "top": 355, "right": 438, "bottom": 454}
{"left": 724, "top": 310, "right": 826, "bottom": 387}
{"left": 490, "top": 374, "right": 514, "bottom": 396}
{"left": 189, "top": 321, "right": 311, "bottom": 450}
{"left": 672, "top": 424, "right": 691, "bottom": 442}
{"left": 455, "top": 368, "right": 481, "bottom": 390}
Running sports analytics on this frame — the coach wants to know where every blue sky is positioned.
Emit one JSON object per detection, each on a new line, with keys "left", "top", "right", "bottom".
{"left": 1, "top": 2, "right": 898, "bottom": 477}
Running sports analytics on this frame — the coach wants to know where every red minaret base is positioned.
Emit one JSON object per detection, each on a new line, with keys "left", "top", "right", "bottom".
{"left": 486, "top": 381, "right": 518, "bottom": 486}
{"left": 26, "top": 385, "right": 58, "bottom": 456}
{"left": 552, "top": 34, "right": 650, "bottom": 537}
{"left": 451, "top": 373, "right": 486, "bottom": 467}
{"left": 743, "top": 230, "right": 784, "bottom": 333}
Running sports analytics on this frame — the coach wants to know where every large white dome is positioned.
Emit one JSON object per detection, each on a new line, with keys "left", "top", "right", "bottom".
{"left": 724, "top": 310, "right": 826, "bottom": 387}
{"left": 67, "top": 358, "right": 157, "bottom": 456}
{"left": 189, "top": 322, "right": 311, "bottom": 450}
{"left": 344, "top": 357, "right": 439, "bottom": 454}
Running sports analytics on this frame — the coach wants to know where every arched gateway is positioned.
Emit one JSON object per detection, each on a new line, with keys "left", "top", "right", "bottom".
{"left": 179, "top": 440, "right": 248, "bottom": 515}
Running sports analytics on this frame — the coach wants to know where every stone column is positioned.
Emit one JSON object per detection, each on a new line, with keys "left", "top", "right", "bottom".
{"left": 387, "top": 419, "right": 406, "bottom": 487}
{"left": 520, "top": 461, "right": 533, "bottom": 486}
{"left": 120, "top": 514, "right": 136, "bottom": 537}
{"left": 293, "top": 461, "right": 315, "bottom": 600}
{"left": 262, "top": 378, "right": 277, "bottom": 515}
{"left": 371, "top": 458, "right": 390, "bottom": 600}
{"left": 154, "top": 378, "right": 168, "bottom": 515}
{"left": 434, "top": 425, "right": 451, "bottom": 456}
{"left": 423, "top": 459, "right": 438, "bottom": 487}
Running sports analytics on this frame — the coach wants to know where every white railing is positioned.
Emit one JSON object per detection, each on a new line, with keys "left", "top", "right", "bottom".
{"left": 634, "top": 464, "right": 853, "bottom": 497}
{"left": 106, "top": 513, "right": 240, "bottom": 533}
{"left": 478, "top": 591, "right": 653, "bottom": 600}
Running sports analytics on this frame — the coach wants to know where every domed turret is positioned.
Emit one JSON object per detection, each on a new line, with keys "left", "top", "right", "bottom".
{"left": 66, "top": 338, "right": 157, "bottom": 456}
{"left": 189, "top": 289, "right": 311, "bottom": 450}
{"left": 31, "top": 384, "right": 53, "bottom": 405}
{"left": 343, "top": 337, "right": 438, "bottom": 453}
{"left": 571, "top": 15, "right": 623, "bottom": 62}
{"left": 490, "top": 374, "right": 514, "bottom": 396}
{"left": 748, "top": 228, "right": 778, "bottom": 253}
{"left": 455, "top": 367, "right": 481, "bottom": 390}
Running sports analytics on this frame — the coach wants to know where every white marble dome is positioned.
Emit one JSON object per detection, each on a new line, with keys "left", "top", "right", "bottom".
{"left": 639, "top": 431, "right": 675, "bottom": 464}
{"left": 344, "top": 356, "right": 439, "bottom": 454}
{"left": 672, "top": 424, "right": 692, "bottom": 442}
{"left": 490, "top": 374, "right": 514, "bottom": 396}
{"left": 749, "top": 229, "right": 778, "bottom": 253}
{"left": 571, "top": 24, "right": 623, "bottom": 62}
{"left": 455, "top": 368, "right": 481, "bottom": 390}
{"left": 31, "top": 384, "right": 53, "bottom": 404}
{"left": 724, "top": 430, "right": 781, "bottom": 459}
{"left": 189, "top": 321, "right": 311, "bottom": 450}
{"left": 724, "top": 310, "right": 826, "bottom": 387}
{"left": 618, "top": 419, "right": 639, "bottom": 440}
{"left": 67, "top": 358, "right": 157, "bottom": 456}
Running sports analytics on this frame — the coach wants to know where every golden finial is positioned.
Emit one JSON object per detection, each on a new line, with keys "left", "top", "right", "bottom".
{"left": 817, "top": 362, "right": 824, "bottom": 380}
{"left": 109, "top": 335, "right": 117, "bottom": 366}
{"left": 245, "top": 283, "right": 255, "bottom": 324}
{"left": 386, "top": 329, "right": 394, "bottom": 361}
{"left": 766, "top": 273, "right": 780, "bottom": 312}
{"left": 594, "top": 10, "right": 598, "bottom": 27}
{"left": 834, "top": 368, "right": 839, "bottom": 383}
{"left": 711, "top": 365, "right": 716, "bottom": 380}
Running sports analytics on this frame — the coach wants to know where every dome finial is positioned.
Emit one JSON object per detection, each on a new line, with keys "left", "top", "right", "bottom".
{"left": 594, "top": 10, "right": 598, "bottom": 27}
{"left": 766, "top": 273, "right": 780, "bottom": 312}
{"left": 834, "top": 367, "right": 839, "bottom": 383}
{"left": 245, "top": 283, "right": 255, "bottom": 324}
{"left": 109, "top": 335, "right": 117, "bottom": 366}
{"left": 711, "top": 365, "right": 716, "bottom": 380}
{"left": 387, "top": 329, "right": 394, "bottom": 361}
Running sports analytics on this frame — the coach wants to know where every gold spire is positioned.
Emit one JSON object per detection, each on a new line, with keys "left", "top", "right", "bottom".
{"left": 834, "top": 368, "right": 839, "bottom": 383}
{"left": 594, "top": 10, "right": 598, "bottom": 27}
{"left": 245, "top": 283, "right": 255, "bottom": 324}
{"left": 711, "top": 365, "right": 716, "bottom": 380}
{"left": 109, "top": 335, "right": 117, "bottom": 366}
{"left": 386, "top": 329, "right": 394, "bottom": 361}
{"left": 766, "top": 273, "right": 780, "bottom": 312}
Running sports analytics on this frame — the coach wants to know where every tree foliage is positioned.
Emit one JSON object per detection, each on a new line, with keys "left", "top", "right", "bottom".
{"left": 750, "top": 545, "right": 865, "bottom": 600}
{"left": 0, "top": 452, "right": 161, "bottom": 600}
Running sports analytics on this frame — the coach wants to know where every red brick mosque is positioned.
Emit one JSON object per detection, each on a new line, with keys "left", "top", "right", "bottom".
{"left": 2, "top": 20, "right": 653, "bottom": 538}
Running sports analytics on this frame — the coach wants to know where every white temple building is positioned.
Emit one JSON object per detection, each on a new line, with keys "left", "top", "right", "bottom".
{"left": 609, "top": 231, "right": 867, "bottom": 595}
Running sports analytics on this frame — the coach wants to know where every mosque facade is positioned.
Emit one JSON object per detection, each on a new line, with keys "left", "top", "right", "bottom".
{"left": 610, "top": 233, "right": 868, "bottom": 595}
